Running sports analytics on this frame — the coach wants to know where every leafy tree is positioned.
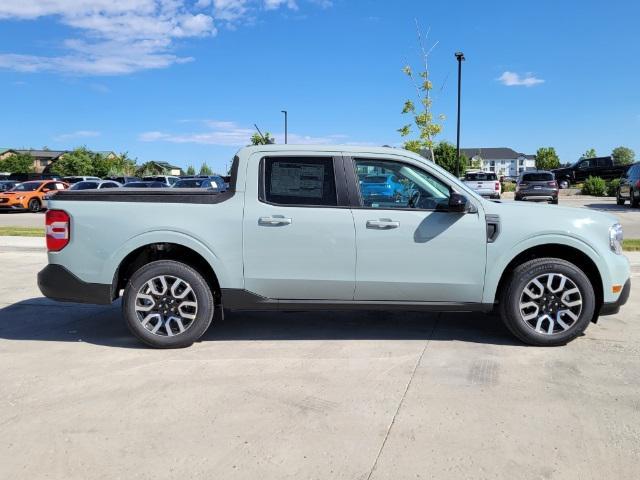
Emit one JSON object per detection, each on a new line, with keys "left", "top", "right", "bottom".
{"left": 580, "top": 148, "right": 597, "bottom": 159}
{"left": 186, "top": 165, "right": 196, "bottom": 175}
{"left": 433, "top": 142, "right": 467, "bottom": 175}
{"left": 107, "top": 152, "right": 138, "bottom": 176}
{"left": 50, "top": 147, "right": 94, "bottom": 176}
{"left": 250, "top": 132, "right": 274, "bottom": 145}
{"left": 534, "top": 147, "right": 560, "bottom": 170}
{"left": 398, "top": 22, "right": 445, "bottom": 163}
{"left": 199, "top": 162, "right": 213, "bottom": 175}
{"left": 91, "top": 153, "right": 111, "bottom": 178}
{"left": 611, "top": 146, "right": 635, "bottom": 165}
{"left": 0, "top": 152, "right": 35, "bottom": 174}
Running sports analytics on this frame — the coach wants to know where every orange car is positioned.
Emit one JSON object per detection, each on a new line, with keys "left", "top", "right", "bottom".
{"left": 0, "top": 180, "right": 69, "bottom": 213}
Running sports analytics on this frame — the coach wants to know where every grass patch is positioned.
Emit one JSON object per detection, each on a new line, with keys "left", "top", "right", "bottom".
{"left": 0, "top": 226, "right": 45, "bottom": 237}
{"left": 623, "top": 239, "right": 640, "bottom": 251}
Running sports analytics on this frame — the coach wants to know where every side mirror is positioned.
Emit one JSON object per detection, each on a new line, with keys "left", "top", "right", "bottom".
{"left": 448, "top": 192, "right": 468, "bottom": 213}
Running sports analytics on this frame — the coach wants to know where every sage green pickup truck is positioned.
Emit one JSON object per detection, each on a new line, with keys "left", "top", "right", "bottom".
{"left": 38, "top": 145, "right": 630, "bottom": 348}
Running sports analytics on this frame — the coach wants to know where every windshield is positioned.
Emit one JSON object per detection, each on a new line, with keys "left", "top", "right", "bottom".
{"left": 174, "top": 179, "right": 204, "bottom": 188}
{"left": 70, "top": 181, "right": 98, "bottom": 190}
{"left": 10, "top": 182, "right": 41, "bottom": 192}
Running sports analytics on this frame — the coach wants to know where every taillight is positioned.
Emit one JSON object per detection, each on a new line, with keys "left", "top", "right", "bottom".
{"left": 495, "top": 182, "right": 500, "bottom": 191}
{"left": 46, "top": 209, "right": 70, "bottom": 252}
{"left": 548, "top": 181, "right": 558, "bottom": 188}
{"left": 635, "top": 180, "right": 640, "bottom": 189}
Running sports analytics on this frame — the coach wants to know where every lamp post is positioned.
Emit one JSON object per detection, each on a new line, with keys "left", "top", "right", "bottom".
{"left": 281, "top": 110, "right": 288, "bottom": 144}
{"left": 454, "top": 52, "right": 465, "bottom": 178}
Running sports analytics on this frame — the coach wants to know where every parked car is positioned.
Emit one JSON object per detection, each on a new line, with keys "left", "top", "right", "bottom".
{"left": 105, "top": 176, "right": 140, "bottom": 185}
{"left": 359, "top": 174, "right": 406, "bottom": 202}
{"left": 142, "top": 175, "right": 181, "bottom": 186}
{"left": 63, "top": 176, "right": 102, "bottom": 184}
{"left": 38, "top": 145, "right": 630, "bottom": 349}
{"left": 173, "top": 178, "right": 220, "bottom": 190}
{"left": 514, "top": 171, "right": 559, "bottom": 204}
{"left": 0, "top": 180, "right": 68, "bottom": 212}
{"left": 552, "top": 156, "right": 630, "bottom": 189}
{"left": 616, "top": 161, "right": 640, "bottom": 207}
{"left": 178, "top": 175, "right": 228, "bottom": 191}
{"left": 122, "top": 181, "right": 168, "bottom": 188}
{"left": 69, "top": 180, "right": 122, "bottom": 190}
{"left": 0, "top": 180, "right": 18, "bottom": 192}
{"left": 463, "top": 171, "right": 501, "bottom": 199}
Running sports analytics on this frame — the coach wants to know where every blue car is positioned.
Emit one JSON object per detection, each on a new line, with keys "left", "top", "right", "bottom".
{"left": 359, "top": 174, "right": 405, "bottom": 201}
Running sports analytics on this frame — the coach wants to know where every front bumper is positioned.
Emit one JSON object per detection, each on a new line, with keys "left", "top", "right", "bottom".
{"left": 600, "top": 279, "right": 631, "bottom": 316}
{"left": 38, "top": 264, "right": 114, "bottom": 305}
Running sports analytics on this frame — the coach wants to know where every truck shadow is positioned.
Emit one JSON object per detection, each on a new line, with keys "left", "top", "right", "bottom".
{"left": 0, "top": 297, "right": 520, "bottom": 348}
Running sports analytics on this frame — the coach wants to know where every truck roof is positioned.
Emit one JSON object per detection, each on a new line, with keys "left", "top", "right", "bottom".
{"left": 238, "top": 144, "right": 425, "bottom": 158}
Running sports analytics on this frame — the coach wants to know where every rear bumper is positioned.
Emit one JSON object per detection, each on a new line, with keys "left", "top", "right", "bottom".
{"left": 38, "top": 264, "right": 113, "bottom": 305}
{"left": 600, "top": 279, "right": 631, "bottom": 316}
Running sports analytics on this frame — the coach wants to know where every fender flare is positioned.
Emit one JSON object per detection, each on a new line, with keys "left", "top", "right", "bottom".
{"left": 482, "top": 234, "right": 606, "bottom": 304}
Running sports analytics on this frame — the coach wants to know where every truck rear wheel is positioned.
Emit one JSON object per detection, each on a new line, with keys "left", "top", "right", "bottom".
{"left": 499, "top": 258, "right": 595, "bottom": 346}
{"left": 122, "top": 260, "right": 214, "bottom": 348}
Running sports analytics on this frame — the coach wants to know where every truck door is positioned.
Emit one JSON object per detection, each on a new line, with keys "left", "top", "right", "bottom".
{"left": 347, "top": 154, "right": 487, "bottom": 303}
{"left": 242, "top": 153, "right": 356, "bottom": 300}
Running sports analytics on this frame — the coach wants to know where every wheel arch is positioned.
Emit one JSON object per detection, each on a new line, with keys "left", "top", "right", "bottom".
{"left": 112, "top": 242, "right": 222, "bottom": 305}
{"left": 490, "top": 243, "right": 604, "bottom": 318}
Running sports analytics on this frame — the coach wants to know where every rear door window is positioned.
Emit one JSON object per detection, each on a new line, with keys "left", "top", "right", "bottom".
{"left": 262, "top": 157, "right": 337, "bottom": 206}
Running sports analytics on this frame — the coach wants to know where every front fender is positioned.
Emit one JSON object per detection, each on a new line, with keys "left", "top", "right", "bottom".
{"left": 102, "top": 229, "right": 236, "bottom": 290}
{"left": 482, "top": 233, "right": 606, "bottom": 304}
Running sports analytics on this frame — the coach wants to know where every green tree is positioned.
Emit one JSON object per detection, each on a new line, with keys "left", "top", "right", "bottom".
{"left": 432, "top": 142, "right": 468, "bottom": 175}
{"left": 50, "top": 147, "right": 94, "bottom": 176}
{"left": 250, "top": 132, "right": 274, "bottom": 145}
{"left": 398, "top": 22, "right": 445, "bottom": 162}
{"left": 91, "top": 153, "right": 111, "bottom": 177}
{"left": 580, "top": 148, "right": 597, "bottom": 159}
{"left": 107, "top": 152, "right": 138, "bottom": 176}
{"left": 0, "top": 152, "right": 35, "bottom": 174}
{"left": 186, "top": 165, "right": 196, "bottom": 175}
{"left": 611, "top": 146, "right": 635, "bottom": 165}
{"left": 535, "top": 147, "right": 560, "bottom": 170}
{"left": 199, "top": 162, "right": 213, "bottom": 175}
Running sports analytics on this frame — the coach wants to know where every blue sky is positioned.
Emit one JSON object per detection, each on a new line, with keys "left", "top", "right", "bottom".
{"left": 0, "top": 0, "right": 638, "bottom": 173}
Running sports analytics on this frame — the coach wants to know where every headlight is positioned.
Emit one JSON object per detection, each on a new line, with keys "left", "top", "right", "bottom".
{"left": 609, "top": 223, "right": 623, "bottom": 255}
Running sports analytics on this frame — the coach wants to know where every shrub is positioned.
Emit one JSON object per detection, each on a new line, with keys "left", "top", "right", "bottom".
{"left": 606, "top": 178, "right": 621, "bottom": 197}
{"left": 501, "top": 181, "right": 516, "bottom": 192}
{"left": 581, "top": 176, "right": 607, "bottom": 196}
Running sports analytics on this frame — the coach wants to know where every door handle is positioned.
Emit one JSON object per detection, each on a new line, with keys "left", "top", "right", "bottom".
{"left": 366, "top": 219, "right": 400, "bottom": 229}
{"left": 259, "top": 216, "right": 292, "bottom": 226}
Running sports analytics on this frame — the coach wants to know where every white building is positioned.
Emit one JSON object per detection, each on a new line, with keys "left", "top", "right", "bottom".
{"left": 461, "top": 148, "right": 536, "bottom": 177}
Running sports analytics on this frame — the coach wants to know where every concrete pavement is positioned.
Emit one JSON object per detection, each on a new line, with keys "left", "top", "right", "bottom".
{"left": 1, "top": 244, "right": 639, "bottom": 479}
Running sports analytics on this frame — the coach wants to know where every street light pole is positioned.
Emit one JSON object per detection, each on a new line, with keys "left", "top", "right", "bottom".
{"left": 281, "top": 110, "right": 288, "bottom": 144}
{"left": 455, "top": 52, "right": 465, "bottom": 178}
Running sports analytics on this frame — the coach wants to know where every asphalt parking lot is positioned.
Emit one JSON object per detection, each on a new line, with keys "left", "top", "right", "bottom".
{"left": 1, "top": 240, "right": 639, "bottom": 479}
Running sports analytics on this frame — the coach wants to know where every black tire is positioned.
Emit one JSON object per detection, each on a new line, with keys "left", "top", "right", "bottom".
{"left": 122, "top": 260, "right": 215, "bottom": 348}
{"left": 499, "top": 258, "right": 595, "bottom": 346}
{"left": 551, "top": 198, "right": 559, "bottom": 205}
{"left": 559, "top": 180, "right": 570, "bottom": 189}
{"left": 28, "top": 198, "right": 41, "bottom": 213}
{"left": 631, "top": 189, "right": 640, "bottom": 208}
{"left": 616, "top": 189, "right": 625, "bottom": 206}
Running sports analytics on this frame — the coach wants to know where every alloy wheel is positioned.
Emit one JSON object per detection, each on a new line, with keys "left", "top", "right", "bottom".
{"left": 518, "top": 273, "right": 583, "bottom": 335}
{"left": 134, "top": 275, "right": 198, "bottom": 337}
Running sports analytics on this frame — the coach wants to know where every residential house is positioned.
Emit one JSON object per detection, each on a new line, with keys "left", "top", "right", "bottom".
{"left": 0, "top": 148, "right": 67, "bottom": 174}
{"left": 145, "top": 161, "right": 183, "bottom": 176}
{"left": 461, "top": 148, "right": 536, "bottom": 177}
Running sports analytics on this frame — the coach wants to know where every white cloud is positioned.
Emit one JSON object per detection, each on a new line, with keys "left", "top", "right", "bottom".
{"left": 54, "top": 130, "right": 101, "bottom": 141}
{"left": 497, "top": 71, "right": 544, "bottom": 87}
{"left": 0, "top": 0, "right": 316, "bottom": 75}
{"left": 138, "top": 120, "right": 357, "bottom": 146}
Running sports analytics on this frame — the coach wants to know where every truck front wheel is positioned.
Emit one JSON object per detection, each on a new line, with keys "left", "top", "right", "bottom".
{"left": 122, "top": 260, "right": 214, "bottom": 348}
{"left": 499, "top": 258, "right": 595, "bottom": 346}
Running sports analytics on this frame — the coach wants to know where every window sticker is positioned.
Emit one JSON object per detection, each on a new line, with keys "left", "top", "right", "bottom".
{"left": 270, "top": 162, "right": 325, "bottom": 199}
